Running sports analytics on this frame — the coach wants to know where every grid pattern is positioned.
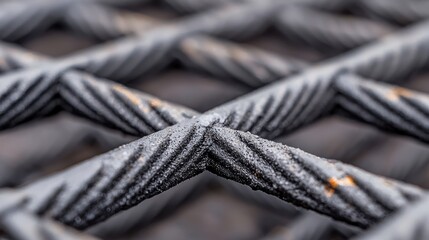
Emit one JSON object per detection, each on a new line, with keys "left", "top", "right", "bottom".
{"left": 0, "top": 0, "right": 429, "bottom": 239}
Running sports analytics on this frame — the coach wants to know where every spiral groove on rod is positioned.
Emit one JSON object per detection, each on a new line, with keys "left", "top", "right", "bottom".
{"left": 1, "top": 0, "right": 429, "bottom": 239}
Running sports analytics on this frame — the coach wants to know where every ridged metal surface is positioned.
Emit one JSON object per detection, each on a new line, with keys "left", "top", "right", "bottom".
{"left": 360, "top": 0, "right": 429, "bottom": 25}
{"left": 0, "top": 120, "right": 423, "bottom": 229}
{"left": 353, "top": 193, "right": 429, "bottom": 240}
{"left": 275, "top": 7, "right": 394, "bottom": 50}
{"left": 335, "top": 74, "right": 429, "bottom": 142}
{"left": 0, "top": 191, "right": 99, "bottom": 240}
{"left": 1, "top": 3, "right": 429, "bottom": 229}
{"left": 1, "top": 0, "right": 429, "bottom": 239}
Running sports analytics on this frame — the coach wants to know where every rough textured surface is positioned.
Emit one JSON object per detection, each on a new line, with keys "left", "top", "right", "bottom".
{"left": 1, "top": 0, "right": 429, "bottom": 239}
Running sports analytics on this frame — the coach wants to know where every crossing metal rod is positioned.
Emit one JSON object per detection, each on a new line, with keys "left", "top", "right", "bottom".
{"left": 0, "top": 45, "right": 385, "bottom": 238}
{"left": 0, "top": 0, "right": 298, "bottom": 81}
{"left": 334, "top": 74, "right": 429, "bottom": 142}
{"left": 4, "top": 57, "right": 427, "bottom": 238}
{"left": 1, "top": 18, "right": 429, "bottom": 140}
{"left": 0, "top": 0, "right": 429, "bottom": 236}
{"left": 263, "top": 119, "right": 429, "bottom": 240}
{"left": 0, "top": 8, "right": 429, "bottom": 233}
{"left": 274, "top": 6, "right": 394, "bottom": 50}
{"left": 0, "top": 4, "right": 387, "bottom": 189}
{"left": 0, "top": 0, "right": 355, "bottom": 42}
{"left": 0, "top": 0, "right": 311, "bottom": 131}
{"left": 62, "top": 3, "right": 390, "bottom": 85}
{"left": 352, "top": 193, "right": 429, "bottom": 240}
{"left": 0, "top": 0, "right": 153, "bottom": 41}
{"left": 0, "top": 118, "right": 422, "bottom": 229}
{"left": 359, "top": 0, "right": 429, "bottom": 25}
{"left": 0, "top": 193, "right": 99, "bottom": 240}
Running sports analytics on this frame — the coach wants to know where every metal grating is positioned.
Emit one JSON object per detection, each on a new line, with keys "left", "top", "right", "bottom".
{"left": 0, "top": 0, "right": 429, "bottom": 239}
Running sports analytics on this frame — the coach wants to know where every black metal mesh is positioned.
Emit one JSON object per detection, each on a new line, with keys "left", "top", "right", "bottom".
{"left": 0, "top": 0, "right": 429, "bottom": 239}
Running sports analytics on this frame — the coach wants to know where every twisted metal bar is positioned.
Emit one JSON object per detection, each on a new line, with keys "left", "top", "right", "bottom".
{"left": 275, "top": 7, "right": 394, "bottom": 51}
{"left": 1, "top": 11, "right": 429, "bottom": 231}
{"left": 0, "top": 0, "right": 154, "bottom": 41}
{"left": 63, "top": 2, "right": 159, "bottom": 40}
{"left": 5, "top": 0, "right": 287, "bottom": 81}
{"left": 334, "top": 74, "right": 429, "bottom": 142}
{"left": 0, "top": 42, "right": 306, "bottom": 223}
{"left": 208, "top": 126, "right": 423, "bottom": 228}
{"left": 88, "top": 172, "right": 212, "bottom": 237}
{"left": 2, "top": 2, "right": 429, "bottom": 136}
{"left": 0, "top": 191, "right": 99, "bottom": 240}
{"left": 1, "top": 118, "right": 423, "bottom": 230}
{"left": 360, "top": 0, "right": 429, "bottom": 25}
{"left": 62, "top": 3, "right": 305, "bottom": 86}
{"left": 264, "top": 123, "right": 429, "bottom": 240}
{"left": 353, "top": 193, "right": 429, "bottom": 240}
{"left": 0, "top": 0, "right": 66, "bottom": 41}
{"left": 0, "top": 0, "right": 426, "bottom": 189}
{"left": 0, "top": 42, "right": 49, "bottom": 73}
{"left": 176, "top": 36, "right": 306, "bottom": 87}
{"left": 0, "top": 0, "right": 428, "bottom": 236}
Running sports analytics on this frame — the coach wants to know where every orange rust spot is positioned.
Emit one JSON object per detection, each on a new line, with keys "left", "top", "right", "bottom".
{"left": 324, "top": 176, "right": 356, "bottom": 197}
{"left": 113, "top": 85, "right": 141, "bottom": 105}
{"left": 386, "top": 87, "right": 412, "bottom": 101}
{"left": 149, "top": 99, "right": 163, "bottom": 108}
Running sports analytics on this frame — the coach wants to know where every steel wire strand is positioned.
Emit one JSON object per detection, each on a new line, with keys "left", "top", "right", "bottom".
{"left": 2, "top": 0, "right": 428, "bottom": 232}
{"left": 359, "top": 0, "right": 429, "bottom": 25}
{"left": 0, "top": 43, "right": 49, "bottom": 73}
{"left": 334, "top": 74, "right": 429, "bottom": 142}
{"left": 263, "top": 125, "right": 429, "bottom": 240}
{"left": 0, "top": 0, "right": 289, "bottom": 130}
{"left": 1, "top": 2, "right": 429, "bottom": 132}
{"left": 0, "top": 4, "right": 428, "bottom": 143}
{"left": 0, "top": 191, "right": 99, "bottom": 240}
{"left": 0, "top": 4, "right": 306, "bottom": 89}
{"left": 62, "top": 3, "right": 159, "bottom": 40}
{"left": 87, "top": 172, "right": 214, "bottom": 238}
{"left": 0, "top": 0, "right": 154, "bottom": 42}
{"left": 207, "top": 126, "right": 423, "bottom": 228}
{"left": 0, "top": 41, "right": 199, "bottom": 134}
{"left": 77, "top": 72, "right": 429, "bottom": 237}
{"left": 0, "top": 117, "right": 423, "bottom": 230}
{"left": 61, "top": 18, "right": 429, "bottom": 139}
{"left": 0, "top": 119, "right": 214, "bottom": 229}
{"left": 0, "top": 43, "right": 323, "bottom": 232}
{"left": 275, "top": 7, "right": 395, "bottom": 51}
{"left": 352, "top": 193, "right": 429, "bottom": 240}
{"left": 0, "top": 0, "right": 68, "bottom": 41}
{"left": 62, "top": 4, "right": 306, "bottom": 87}
{"left": 64, "top": 3, "right": 397, "bottom": 86}
{"left": 0, "top": 45, "right": 383, "bottom": 237}
{"left": 0, "top": 37, "right": 315, "bottom": 216}
{"left": 0, "top": 4, "right": 428, "bottom": 195}
{"left": 0, "top": 0, "right": 288, "bottom": 84}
